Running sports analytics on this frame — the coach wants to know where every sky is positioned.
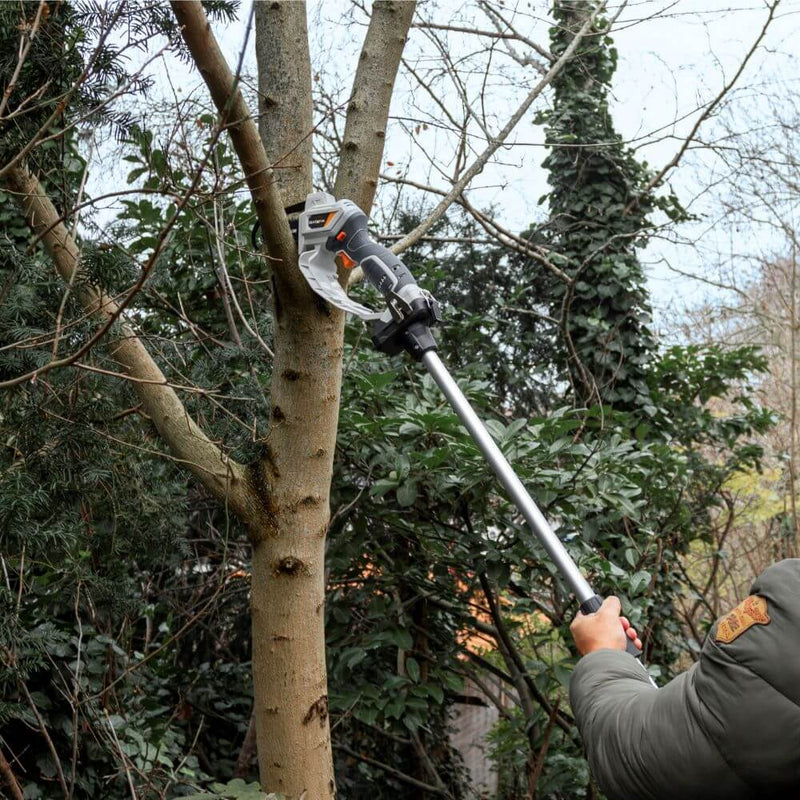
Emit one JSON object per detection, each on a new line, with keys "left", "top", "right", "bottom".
{"left": 88, "top": 0, "right": 800, "bottom": 329}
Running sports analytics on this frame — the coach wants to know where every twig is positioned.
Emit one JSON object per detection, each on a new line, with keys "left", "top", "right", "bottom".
{"left": 19, "top": 681, "right": 69, "bottom": 799}
{"left": 628, "top": 0, "right": 780, "bottom": 211}
{"left": 392, "top": 2, "right": 605, "bottom": 254}
{"left": 333, "top": 743, "right": 451, "bottom": 796}
{"left": 0, "top": 0, "right": 48, "bottom": 120}
{"left": 104, "top": 711, "right": 139, "bottom": 800}
{"left": 527, "top": 700, "right": 560, "bottom": 800}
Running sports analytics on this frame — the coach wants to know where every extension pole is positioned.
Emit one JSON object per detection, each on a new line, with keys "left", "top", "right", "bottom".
{"left": 422, "top": 350, "right": 595, "bottom": 602}
{"left": 423, "top": 351, "right": 652, "bottom": 673}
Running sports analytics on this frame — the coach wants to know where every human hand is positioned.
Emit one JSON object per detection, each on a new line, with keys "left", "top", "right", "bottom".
{"left": 570, "top": 596, "right": 643, "bottom": 656}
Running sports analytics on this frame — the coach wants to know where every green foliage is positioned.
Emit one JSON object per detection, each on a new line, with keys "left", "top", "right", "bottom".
{"left": 1, "top": 8, "right": 255, "bottom": 798}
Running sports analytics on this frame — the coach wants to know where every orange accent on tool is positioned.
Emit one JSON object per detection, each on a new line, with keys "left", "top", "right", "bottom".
{"left": 339, "top": 252, "right": 357, "bottom": 269}
{"left": 324, "top": 211, "right": 337, "bottom": 227}
{"left": 336, "top": 230, "right": 347, "bottom": 241}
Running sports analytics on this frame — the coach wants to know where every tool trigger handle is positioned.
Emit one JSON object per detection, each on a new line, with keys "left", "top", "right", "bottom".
{"left": 330, "top": 206, "right": 417, "bottom": 297}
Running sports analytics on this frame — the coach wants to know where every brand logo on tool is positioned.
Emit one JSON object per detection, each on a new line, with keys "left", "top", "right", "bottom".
{"left": 715, "top": 595, "right": 770, "bottom": 644}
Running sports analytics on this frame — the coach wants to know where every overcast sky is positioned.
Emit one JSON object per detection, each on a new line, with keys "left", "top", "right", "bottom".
{"left": 89, "top": 0, "right": 800, "bottom": 327}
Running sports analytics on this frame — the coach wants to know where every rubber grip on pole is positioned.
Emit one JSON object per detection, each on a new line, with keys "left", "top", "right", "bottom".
{"left": 579, "top": 594, "right": 642, "bottom": 660}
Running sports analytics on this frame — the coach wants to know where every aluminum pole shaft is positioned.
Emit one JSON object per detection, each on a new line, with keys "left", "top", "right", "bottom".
{"left": 422, "top": 350, "right": 595, "bottom": 603}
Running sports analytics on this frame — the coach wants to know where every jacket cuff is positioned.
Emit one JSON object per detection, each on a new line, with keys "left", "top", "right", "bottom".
{"left": 570, "top": 649, "right": 652, "bottom": 706}
{"left": 569, "top": 650, "right": 656, "bottom": 730}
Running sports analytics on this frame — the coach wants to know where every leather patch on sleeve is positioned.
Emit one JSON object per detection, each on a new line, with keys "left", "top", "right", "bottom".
{"left": 715, "top": 595, "right": 771, "bottom": 644}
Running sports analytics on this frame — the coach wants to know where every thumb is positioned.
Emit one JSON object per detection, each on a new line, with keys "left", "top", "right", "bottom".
{"left": 599, "top": 596, "right": 621, "bottom": 618}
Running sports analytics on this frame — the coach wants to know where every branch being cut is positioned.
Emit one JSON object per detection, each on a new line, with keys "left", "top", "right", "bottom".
{"left": 334, "top": 1, "right": 417, "bottom": 215}
{"left": 4, "top": 165, "right": 252, "bottom": 518}
{"left": 390, "top": 1, "right": 605, "bottom": 255}
{"left": 170, "top": 0, "right": 299, "bottom": 291}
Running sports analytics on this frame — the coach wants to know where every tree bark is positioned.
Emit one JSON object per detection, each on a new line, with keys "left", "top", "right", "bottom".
{"left": 136, "top": 0, "right": 412, "bottom": 793}
{"left": 254, "top": 0, "right": 314, "bottom": 208}
{"left": 248, "top": 3, "right": 414, "bottom": 795}
{"left": 0, "top": 747, "right": 24, "bottom": 800}
{"left": 249, "top": 303, "right": 344, "bottom": 798}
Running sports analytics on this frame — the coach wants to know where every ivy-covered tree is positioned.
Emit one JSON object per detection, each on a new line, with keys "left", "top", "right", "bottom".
{"left": 538, "top": 0, "right": 685, "bottom": 411}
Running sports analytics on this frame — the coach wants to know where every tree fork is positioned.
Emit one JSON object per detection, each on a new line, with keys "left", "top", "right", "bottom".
{"left": 173, "top": 1, "right": 416, "bottom": 794}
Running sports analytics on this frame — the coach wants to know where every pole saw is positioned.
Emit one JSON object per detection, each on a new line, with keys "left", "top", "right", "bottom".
{"left": 282, "top": 191, "right": 649, "bottom": 669}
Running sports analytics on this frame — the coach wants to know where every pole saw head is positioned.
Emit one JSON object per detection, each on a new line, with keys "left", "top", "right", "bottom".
{"left": 290, "top": 192, "right": 442, "bottom": 359}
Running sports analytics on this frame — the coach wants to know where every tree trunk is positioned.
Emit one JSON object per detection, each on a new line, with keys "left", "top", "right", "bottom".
{"left": 250, "top": 3, "right": 341, "bottom": 795}
{"left": 172, "top": 2, "right": 415, "bottom": 794}
{"left": 255, "top": 0, "right": 314, "bottom": 206}
{"left": 249, "top": 300, "right": 345, "bottom": 799}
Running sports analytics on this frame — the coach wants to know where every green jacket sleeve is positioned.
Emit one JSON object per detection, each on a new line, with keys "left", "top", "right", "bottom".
{"left": 569, "top": 650, "right": 752, "bottom": 800}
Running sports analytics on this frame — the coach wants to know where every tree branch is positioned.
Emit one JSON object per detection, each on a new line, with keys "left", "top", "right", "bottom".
{"left": 170, "top": 0, "right": 299, "bottom": 291}
{"left": 333, "top": 743, "right": 451, "bottom": 797}
{"left": 629, "top": 0, "right": 779, "bottom": 211}
{"left": 477, "top": 572, "right": 573, "bottom": 735}
{"left": 0, "top": 747, "right": 24, "bottom": 800}
{"left": 391, "top": 1, "right": 605, "bottom": 254}
{"left": 4, "top": 166, "right": 252, "bottom": 518}
{"left": 334, "top": 0, "right": 417, "bottom": 215}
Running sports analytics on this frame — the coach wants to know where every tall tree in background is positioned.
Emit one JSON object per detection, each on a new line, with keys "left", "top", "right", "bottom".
{"left": 2, "top": 0, "right": 417, "bottom": 794}
{"left": 540, "top": 0, "right": 683, "bottom": 411}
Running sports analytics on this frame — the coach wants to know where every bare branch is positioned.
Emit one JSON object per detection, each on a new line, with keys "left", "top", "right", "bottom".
{"left": 477, "top": 0, "right": 551, "bottom": 74}
{"left": 391, "top": 1, "right": 605, "bottom": 254}
{"left": 377, "top": 172, "right": 571, "bottom": 283}
{"left": 332, "top": 743, "right": 452, "bottom": 797}
{"left": 0, "top": 747, "right": 24, "bottom": 800}
{"left": 3, "top": 166, "right": 252, "bottom": 518}
{"left": 630, "top": 0, "right": 780, "bottom": 210}
{"left": 0, "top": 4, "right": 126, "bottom": 181}
{"left": 334, "top": 0, "right": 417, "bottom": 215}
{"left": 0, "top": 1, "right": 48, "bottom": 120}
